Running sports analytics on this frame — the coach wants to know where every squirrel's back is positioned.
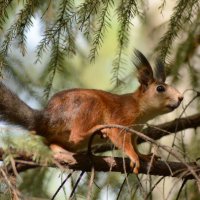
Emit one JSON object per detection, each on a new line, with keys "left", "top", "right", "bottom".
{"left": 0, "top": 82, "right": 39, "bottom": 130}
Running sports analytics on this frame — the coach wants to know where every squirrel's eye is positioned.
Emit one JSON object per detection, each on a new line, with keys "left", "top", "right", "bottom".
{"left": 156, "top": 85, "right": 165, "bottom": 92}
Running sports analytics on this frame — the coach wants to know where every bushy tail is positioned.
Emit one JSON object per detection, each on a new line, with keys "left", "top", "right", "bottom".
{"left": 0, "top": 82, "right": 39, "bottom": 130}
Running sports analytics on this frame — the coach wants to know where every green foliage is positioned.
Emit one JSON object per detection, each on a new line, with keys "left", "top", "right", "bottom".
{"left": 1, "top": 0, "right": 40, "bottom": 56}
{"left": 2, "top": 131, "right": 52, "bottom": 165}
{"left": 156, "top": 0, "right": 199, "bottom": 63}
{"left": 77, "top": 0, "right": 101, "bottom": 38}
{"left": 19, "top": 168, "right": 51, "bottom": 199}
{"left": 170, "top": 10, "right": 200, "bottom": 88}
{"left": 36, "top": 0, "right": 75, "bottom": 98}
{"left": 0, "top": 129, "right": 53, "bottom": 199}
{"left": 0, "top": 0, "right": 143, "bottom": 93}
{"left": 112, "top": 0, "right": 139, "bottom": 86}
{"left": 0, "top": 0, "right": 13, "bottom": 29}
{"left": 89, "top": 0, "right": 114, "bottom": 62}
{"left": 0, "top": 0, "right": 200, "bottom": 89}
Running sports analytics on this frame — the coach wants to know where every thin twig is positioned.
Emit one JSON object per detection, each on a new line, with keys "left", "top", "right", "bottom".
{"left": 10, "top": 156, "right": 21, "bottom": 181}
{"left": 87, "top": 166, "right": 95, "bottom": 200}
{"left": 0, "top": 168, "right": 20, "bottom": 200}
{"left": 136, "top": 175, "right": 146, "bottom": 198}
{"left": 145, "top": 177, "right": 165, "bottom": 200}
{"left": 116, "top": 173, "right": 129, "bottom": 200}
{"left": 175, "top": 178, "right": 188, "bottom": 200}
{"left": 69, "top": 171, "right": 85, "bottom": 199}
{"left": 51, "top": 171, "right": 74, "bottom": 200}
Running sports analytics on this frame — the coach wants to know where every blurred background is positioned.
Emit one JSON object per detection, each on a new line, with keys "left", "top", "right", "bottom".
{"left": 0, "top": 0, "right": 200, "bottom": 199}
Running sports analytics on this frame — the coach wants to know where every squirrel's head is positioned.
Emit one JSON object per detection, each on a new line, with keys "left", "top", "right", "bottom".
{"left": 133, "top": 50, "right": 183, "bottom": 119}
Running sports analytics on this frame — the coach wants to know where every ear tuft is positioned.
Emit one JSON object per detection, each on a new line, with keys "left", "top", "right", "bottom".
{"left": 155, "top": 59, "right": 166, "bottom": 83}
{"left": 132, "top": 49, "right": 154, "bottom": 86}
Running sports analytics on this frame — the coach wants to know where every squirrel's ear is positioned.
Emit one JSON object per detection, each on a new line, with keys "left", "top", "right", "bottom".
{"left": 155, "top": 59, "right": 166, "bottom": 83}
{"left": 133, "top": 49, "right": 154, "bottom": 87}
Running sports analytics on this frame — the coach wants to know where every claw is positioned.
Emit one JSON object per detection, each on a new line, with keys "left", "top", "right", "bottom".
{"left": 130, "top": 159, "right": 140, "bottom": 174}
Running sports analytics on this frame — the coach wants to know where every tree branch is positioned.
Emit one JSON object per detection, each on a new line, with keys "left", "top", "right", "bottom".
{"left": 139, "top": 112, "right": 200, "bottom": 143}
{"left": 0, "top": 148, "right": 199, "bottom": 180}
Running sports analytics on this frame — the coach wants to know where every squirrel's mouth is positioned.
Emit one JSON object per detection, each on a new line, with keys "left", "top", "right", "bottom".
{"left": 166, "top": 102, "right": 180, "bottom": 111}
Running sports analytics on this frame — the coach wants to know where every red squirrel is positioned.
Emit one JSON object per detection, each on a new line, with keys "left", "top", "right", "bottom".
{"left": 0, "top": 50, "right": 183, "bottom": 173}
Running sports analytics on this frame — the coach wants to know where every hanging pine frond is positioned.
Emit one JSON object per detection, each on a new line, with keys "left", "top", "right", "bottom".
{"left": 43, "top": 37, "right": 65, "bottom": 99}
{"left": 156, "top": 0, "right": 199, "bottom": 63}
{"left": 77, "top": 0, "right": 101, "bottom": 39}
{"left": 36, "top": 0, "right": 75, "bottom": 61}
{"left": 188, "top": 62, "right": 199, "bottom": 88}
{"left": 1, "top": 0, "right": 40, "bottom": 57}
{"left": 89, "top": 0, "right": 114, "bottom": 62}
{"left": 36, "top": 0, "right": 75, "bottom": 98}
{"left": 170, "top": 9, "right": 200, "bottom": 85}
{"left": 0, "top": 0, "right": 13, "bottom": 29}
{"left": 112, "top": 0, "right": 139, "bottom": 86}
{"left": 171, "top": 33, "right": 195, "bottom": 83}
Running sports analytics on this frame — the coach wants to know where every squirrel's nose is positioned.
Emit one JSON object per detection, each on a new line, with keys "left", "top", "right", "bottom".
{"left": 178, "top": 96, "right": 183, "bottom": 102}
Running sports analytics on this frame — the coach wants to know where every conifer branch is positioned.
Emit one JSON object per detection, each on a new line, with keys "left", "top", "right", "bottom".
{"left": 170, "top": 10, "right": 200, "bottom": 85}
{"left": 44, "top": 36, "right": 64, "bottom": 99}
{"left": 0, "top": 148, "right": 199, "bottom": 180}
{"left": 112, "top": 0, "right": 139, "bottom": 86}
{"left": 36, "top": 0, "right": 75, "bottom": 98}
{"left": 1, "top": 0, "right": 39, "bottom": 56}
{"left": 77, "top": 0, "right": 101, "bottom": 35}
{"left": 156, "top": 0, "right": 199, "bottom": 63}
{"left": 0, "top": 0, "right": 13, "bottom": 29}
{"left": 89, "top": 0, "right": 113, "bottom": 62}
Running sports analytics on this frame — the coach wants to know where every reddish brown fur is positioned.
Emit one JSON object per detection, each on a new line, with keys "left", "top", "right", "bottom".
{"left": 37, "top": 89, "right": 141, "bottom": 149}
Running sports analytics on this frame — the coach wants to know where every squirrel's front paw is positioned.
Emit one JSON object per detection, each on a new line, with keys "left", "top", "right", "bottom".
{"left": 130, "top": 159, "right": 140, "bottom": 174}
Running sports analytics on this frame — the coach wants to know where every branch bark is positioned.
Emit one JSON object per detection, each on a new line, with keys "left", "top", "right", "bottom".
{"left": 0, "top": 148, "right": 199, "bottom": 180}
{"left": 139, "top": 113, "right": 200, "bottom": 143}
